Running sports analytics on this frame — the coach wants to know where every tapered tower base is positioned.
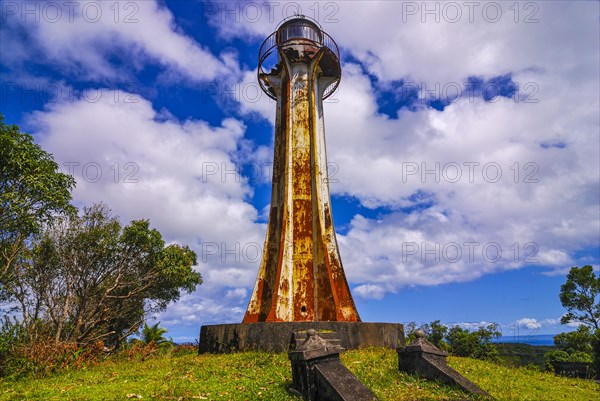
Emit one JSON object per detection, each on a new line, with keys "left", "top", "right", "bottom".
{"left": 198, "top": 322, "right": 404, "bottom": 354}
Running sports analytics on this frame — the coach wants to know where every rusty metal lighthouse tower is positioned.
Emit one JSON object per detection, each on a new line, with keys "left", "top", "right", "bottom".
{"left": 199, "top": 17, "right": 403, "bottom": 353}
{"left": 243, "top": 16, "right": 361, "bottom": 323}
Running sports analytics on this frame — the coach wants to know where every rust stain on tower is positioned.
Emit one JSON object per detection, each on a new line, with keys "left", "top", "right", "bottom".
{"left": 243, "top": 16, "right": 361, "bottom": 323}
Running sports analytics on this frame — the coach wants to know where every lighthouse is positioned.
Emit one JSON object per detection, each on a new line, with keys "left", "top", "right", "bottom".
{"left": 243, "top": 16, "right": 361, "bottom": 323}
{"left": 199, "top": 17, "right": 403, "bottom": 353}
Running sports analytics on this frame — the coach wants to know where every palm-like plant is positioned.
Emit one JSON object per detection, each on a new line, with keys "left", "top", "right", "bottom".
{"left": 140, "top": 322, "right": 172, "bottom": 347}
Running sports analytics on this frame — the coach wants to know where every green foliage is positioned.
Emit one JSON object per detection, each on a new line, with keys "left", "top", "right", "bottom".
{"left": 544, "top": 349, "right": 593, "bottom": 372}
{"left": 544, "top": 350, "right": 571, "bottom": 371}
{"left": 555, "top": 265, "right": 599, "bottom": 377}
{"left": 592, "top": 329, "right": 600, "bottom": 375}
{"left": 421, "top": 319, "right": 449, "bottom": 350}
{"left": 6, "top": 203, "right": 202, "bottom": 350}
{"left": 569, "top": 351, "right": 593, "bottom": 363}
{"left": 403, "top": 321, "right": 419, "bottom": 343}
{"left": 446, "top": 326, "right": 479, "bottom": 357}
{"left": 494, "top": 342, "right": 554, "bottom": 369}
{"left": 0, "top": 317, "right": 28, "bottom": 377}
{"left": 559, "top": 265, "right": 600, "bottom": 330}
{"left": 140, "top": 322, "right": 172, "bottom": 348}
{"left": 405, "top": 320, "right": 499, "bottom": 360}
{"left": 404, "top": 320, "right": 449, "bottom": 350}
{"left": 553, "top": 325, "right": 593, "bottom": 354}
{"left": 0, "top": 114, "right": 75, "bottom": 293}
{"left": 446, "top": 323, "right": 501, "bottom": 360}
{"left": 0, "top": 317, "right": 107, "bottom": 379}
{"left": 141, "top": 322, "right": 168, "bottom": 345}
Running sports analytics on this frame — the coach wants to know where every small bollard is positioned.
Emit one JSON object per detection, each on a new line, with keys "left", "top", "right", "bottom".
{"left": 397, "top": 330, "right": 492, "bottom": 398}
{"left": 288, "top": 329, "right": 379, "bottom": 401}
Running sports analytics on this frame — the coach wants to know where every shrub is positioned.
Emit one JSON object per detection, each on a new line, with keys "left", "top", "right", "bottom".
{"left": 420, "top": 320, "right": 449, "bottom": 350}
{"left": 544, "top": 350, "right": 570, "bottom": 371}
{"left": 446, "top": 324, "right": 500, "bottom": 361}
{"left": 554, "top": 325, "right": 593, "bottom": 354}
{"left": 115, "top": 340, "right": 161, "bottom": 362}
{"left": 592, "top": 329, "right": 600, "bottom": 376}
{"left": 0, "top": 316, "right": 107, "bottom": 379}
{"left": 0, "top": 317, "right": 29, "bottom": 378}
{"left": 569, "top": 351, "right": 593, "bottom": 363}
{"left": 172, "top": 344, "right": 197, "bottom": 356}
{"left": 11, "top": 340, "right": 105, "bottom": 378}
{"left": 404, "top": 321, "right": 499, "bottom": 360}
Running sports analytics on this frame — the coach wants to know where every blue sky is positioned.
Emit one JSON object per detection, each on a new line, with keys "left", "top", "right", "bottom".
{"left": 1, "top": 1, "right": 599, "bottom": 342}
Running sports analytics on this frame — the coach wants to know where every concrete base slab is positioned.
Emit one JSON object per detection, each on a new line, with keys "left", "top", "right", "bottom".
{"left": 198, "top": 322, "right": 404, "bottom": 354}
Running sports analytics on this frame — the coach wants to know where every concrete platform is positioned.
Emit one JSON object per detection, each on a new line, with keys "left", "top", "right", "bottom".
{"left": 198, "top": 322, "right": 405, "bottom": 354}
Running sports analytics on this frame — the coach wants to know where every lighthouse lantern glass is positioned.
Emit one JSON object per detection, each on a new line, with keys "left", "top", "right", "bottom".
{"left": 278, "top": 21, "right": 321, "bottom": 44}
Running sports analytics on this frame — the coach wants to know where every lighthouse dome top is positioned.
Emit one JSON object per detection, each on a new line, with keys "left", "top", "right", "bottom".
{"left": 276, "top": 15, "right": 323, "bottom": 44}
{"left": 257, "top": 15, "right": 341, "bottom": 100}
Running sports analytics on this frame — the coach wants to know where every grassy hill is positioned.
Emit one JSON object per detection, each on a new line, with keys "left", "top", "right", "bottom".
{"left": 1, "top": 348, "right": 598, "bottom": 401}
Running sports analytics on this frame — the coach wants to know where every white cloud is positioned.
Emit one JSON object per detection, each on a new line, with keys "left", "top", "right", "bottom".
{"left": 515, "top": 318, "right": 542, "bottom": 330}
{"left": 213, "top": 2, "right": 598, "bottom": 86}
{"left": 540, "top": 318, "right": 560, "bottom": 326}
{"left": 232, "top": 2, "right": 599, "bottom": 297}
{"left": 2, "top": 0, "right": 235, "bottom": 82}
{"left": 225, "top": 288, "right": 248, "bottom": 301}
{"left": 353, "top": 284, "right": 387, "bottom": 300}
{"left": 158, "top": 293, "right": 245, "bottom": 327}
{"left": 542, "top": 264, "right": 600, "bottom": 277}
{"left": 506, "top": 316, "right": 584, "bottom": 334}
{"left": 8, "top": 1, "right": 598, "bottom": 326}
{"left": 445, "top": 321, "right": 497, "bottom": 331}
{"left": 28, "top": 89, "right": 264, "bottom": 327}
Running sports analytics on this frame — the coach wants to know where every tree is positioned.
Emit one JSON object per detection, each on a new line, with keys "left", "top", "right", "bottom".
{"left": 592, "top": 330, "right": 600, "bottom": 375}
{"left": 421, "top": 319, "right": 448, "bottom": 349}
{"left": 9, "top": 203, "right": 202, "bottom": 347}
{"left": 553, "top": 325, "right": 593, "bottom": 354}
{"left": 446, "top": 323, "right": 501, "bottom": 360}
{"left": 556, "top": 265, "right": 600, "bottom": 377}
{"left": 543, "top": 349, "right": 593, "bottom": 372}
{"left": 559, "top": 265, "right": 599, "bottom": 330}
{"left": 0, "top": 114, "right": 75, "bottom": 296}
{"left": 404, "top": 320, "right": 498, "bottom": 359}
{"left": 404, "top": 321, "right": 419, "bottom": 343}
{"left": 140, "top": 322, "right": 171, "bottom": 346}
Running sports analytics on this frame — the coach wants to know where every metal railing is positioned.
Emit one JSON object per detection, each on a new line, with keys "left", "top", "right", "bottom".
{"left": 257, "top": 27, "right": 341, "bottom": 100}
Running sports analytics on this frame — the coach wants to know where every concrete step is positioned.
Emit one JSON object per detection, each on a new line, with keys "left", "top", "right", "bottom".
{"left": 290, "top": 330, "right": 341, "bottom": 351}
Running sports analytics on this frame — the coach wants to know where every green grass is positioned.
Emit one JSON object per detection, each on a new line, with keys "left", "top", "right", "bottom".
{"left": 1, "top": 348, "right": 598, "bottom": 401}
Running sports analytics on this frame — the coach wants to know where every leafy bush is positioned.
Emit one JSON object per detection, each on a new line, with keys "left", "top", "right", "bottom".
{"left": 592, "top": 329, "right": 600, "bottom": 376}
{"left": 171, "top": 344, "right": 197, "bottom": 356}
{"left": 554, "top": 325, "right": 593, "bottom": 354}
{"left": 404, "top": 322, "right": 419, "bottom": 343}
{"left": 569, "top": 351, "right": 593, "bottom": 363}
{"left": 1, "top": 335, "right": 105, "bottom": 379}
{"left": 544, "top": 325, "right": 596, "bottom": 376}
{"left": 115, "top": 339, "right": 160, "bottom": 362}
{"left": 420, "top": 320, "right": 449, "bottom": 350}
{"left": 404, "top": 320, "right": 499, "bottom": 360}
{"left": 140, "top": 321, "right": 173, "bottom": 349}
{"left": 446, "top": 324, "right": 501, "bottom": 360}
{"left": 544, "top": 349, "right": 593, "bottom": 372}
{"left": 544, "top": 350, "right": 570, "bottom": 371}
{"left": 1, "top": 316, "right": 109, "bottom": 379}
{"left": 0, "top": 317, "right": 28, "bottom": 378}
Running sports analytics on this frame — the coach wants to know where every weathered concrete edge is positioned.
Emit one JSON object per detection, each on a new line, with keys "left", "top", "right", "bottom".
{"left": 314, "top": 361, "right": 380, "bottom": 401}
{"left": 421, "top": 354, "right": 492, "bottom": 398}
{"left": 199, "top": 322, "right": 404, "bottom": 354}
